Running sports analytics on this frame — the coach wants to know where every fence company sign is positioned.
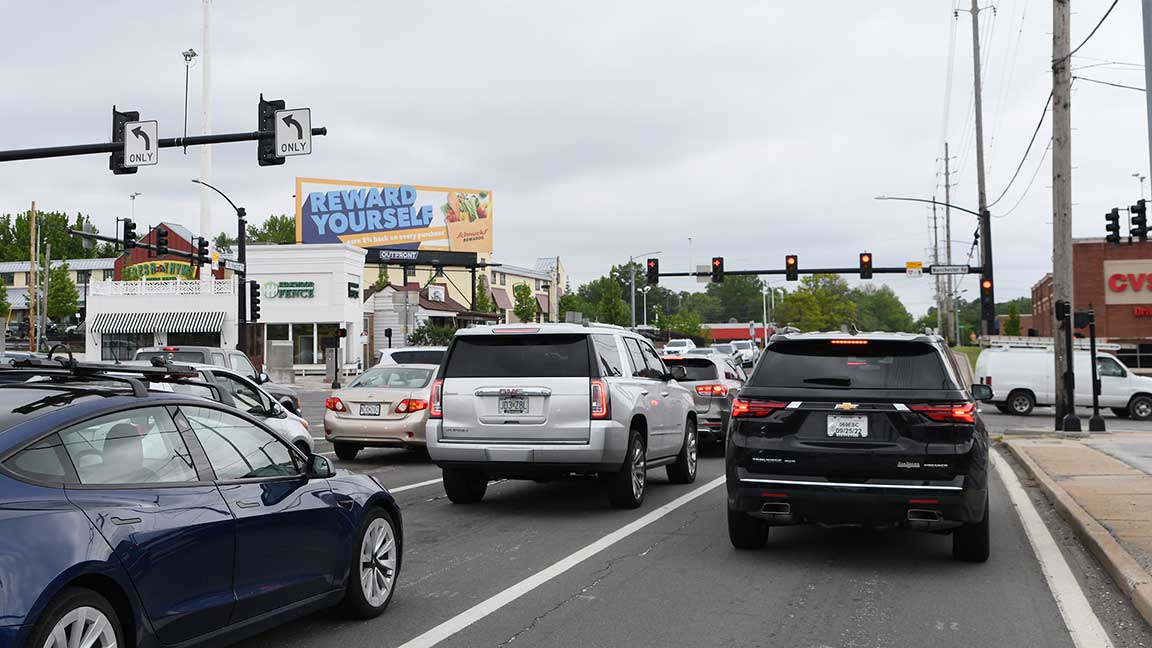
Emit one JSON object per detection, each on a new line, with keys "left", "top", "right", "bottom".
{"left": 264, "top": 281, "right": 315, "bottom": 299}
{"left": 1104, "top": 260, "right": 1152, "bottom": 305}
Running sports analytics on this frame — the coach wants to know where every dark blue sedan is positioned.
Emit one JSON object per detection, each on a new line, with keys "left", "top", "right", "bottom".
{"left": 0, "top": 383, "right": 402, "bottom": 648}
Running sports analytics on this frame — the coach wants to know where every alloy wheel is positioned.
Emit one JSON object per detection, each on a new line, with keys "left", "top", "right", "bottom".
{"left": 1012, "top": 395, "right": 1030, "bottom": 413}
{"left": 43, "top": 606, "right": 116, "bottom": 648}
{"left": 631, "top": 443, "right": 646, "bottom": 500}
{"left": 1134, "top": 398, "right": 1152, "bottom": 419}
{"left": 687, "top": 426, "right": 698, "bottom": 478}
{"left": 360, "top": 517, "right": 397, "bottom": 608}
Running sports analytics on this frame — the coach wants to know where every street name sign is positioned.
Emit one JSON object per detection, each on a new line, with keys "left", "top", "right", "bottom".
{"left": 223, "top": 259, "right": 246, "bottom": 273}
{"left": 274, "top": 108, "right": 311, "bottom": 157}
{"left": 123, "top": 120, "right": 158, "bottom": 167}
{"left": 696, "top": 264, "right": 711, "bottom": 284}
{"left": 929, "top": 264, "right": 970, "bottom": 275}
{"left": 905, "top": 261, "right": 923, "bottom": 278}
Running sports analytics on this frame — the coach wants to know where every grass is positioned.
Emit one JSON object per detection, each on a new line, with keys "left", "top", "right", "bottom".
{"left": 953, "top": 345, "right": 982, "bottom": 368}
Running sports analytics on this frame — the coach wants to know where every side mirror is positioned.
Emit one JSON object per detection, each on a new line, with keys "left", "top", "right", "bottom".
{"left": 307, "top": 454, "right": 336, "bottom": 479}
{"left": 257, "top": 372, "right": 270, "bottom": 385}
{"left": 970, "top": 384, "right": 993, "bottom": 402}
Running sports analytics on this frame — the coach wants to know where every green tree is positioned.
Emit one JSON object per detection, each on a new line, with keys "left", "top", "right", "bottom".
{"left": 705, "top": 274, "right": 765, "bottom": 322}
{"left": 249, "top": 214, "right": 296, "bottom": 244}
{"left": 374, "top": 266, "right": 390, "bottom": 290}
{"left": 512, "top": 283, "right": 538, "bottom": 323}
{"left": 1005, "top": 302, "right": 1022, "bottom": 336}
{"left": 407, "top": 321, "right": 456, "bottom": 346}
{"left": 773, "top": 274, "right": 856, "bottom": 331}
{"left": 46, "top": 264, "right": 79, "bottom": 320}
{"left": 0, "top": 276, "right": 9, "bottom": 320}
{"left": 681, "top": 291, "right": 722, "bottom": 322}
{"left": 590, "top": 277, "right": 630, "bottom": 326}
{"left": 0, "top": 211, "right": 105, "bottom": 262}
{"left": 214, "top": 232, "right": 236, "bottom": 255}
{"left": 474, "top": 275, "right": 496, "bottom": 313}
{"left": 558, "top": 280, "right": 594, "bottom": 321}
{"left": 849, "top": 285, "right": 916, "bottom": 332}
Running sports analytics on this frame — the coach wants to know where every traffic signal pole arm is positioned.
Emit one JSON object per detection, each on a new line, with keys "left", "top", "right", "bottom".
{"left": 657, "top": 266, "right": 980, "bottom": 278}
{"left": 67, "top": 228, "right": 202, "bottom": 264}
{"left": 0, "top": 127, "right": 328, "bottom": 163}
{"left": 874, "top": 195, "right": 983, "bottom": 218}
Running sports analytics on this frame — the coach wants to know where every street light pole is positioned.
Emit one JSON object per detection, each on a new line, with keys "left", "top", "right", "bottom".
{"left": 626, "top": 250, "right": 661, "bottom": 328}
{"left": 192, "top": 178, "right": 247, "bottom": 353}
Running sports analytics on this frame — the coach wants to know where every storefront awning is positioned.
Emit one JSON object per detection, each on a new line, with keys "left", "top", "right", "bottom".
{"left": 91, "top": 311, "right": 226, "bottom": 334}
{"left": 492, "top": 289, "right": 513, "bottom": 310}
{"left": 536, "top": 294, "right": 550, "bottom": 314}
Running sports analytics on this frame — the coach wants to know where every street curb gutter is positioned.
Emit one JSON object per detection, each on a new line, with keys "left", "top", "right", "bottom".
{"left": 1002, "top": 442, "right": 1152, "bottom": 627}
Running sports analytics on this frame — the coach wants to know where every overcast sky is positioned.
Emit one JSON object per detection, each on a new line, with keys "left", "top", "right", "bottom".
{"left": 1, "top": 1, "right": 1148, "bottom": 316}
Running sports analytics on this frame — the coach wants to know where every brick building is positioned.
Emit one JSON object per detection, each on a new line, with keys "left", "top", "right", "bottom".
{"left": 1030, "top": 238, "right": 1152, "bottom": 370}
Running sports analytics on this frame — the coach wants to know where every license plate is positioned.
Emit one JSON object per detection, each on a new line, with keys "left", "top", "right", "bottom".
{"left": 359, "top": 403, "right": 381, "bottom": 416}
{"left": 499, "top": 396, "right": 527, "bottom": 415}
{"left": 827, "top": 414, "right": 868, "bottom": 438}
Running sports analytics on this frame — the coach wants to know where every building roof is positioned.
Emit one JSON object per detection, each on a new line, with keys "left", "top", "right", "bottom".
{"left": 0, "top": 257, "right": 117, "bottom": 273}
{"left": 497, "top": 263, "right": 552, "bottom": 281}
{"left": 534, "top": 257, "right": 560, "bottom": 275}
{"left": 159, "top": 221, "right": 195, "bottom": 243}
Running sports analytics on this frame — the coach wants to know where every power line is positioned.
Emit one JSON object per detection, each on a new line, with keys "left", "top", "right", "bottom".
{"left": 1053, "top": 0, "right": 1120, "bottom": 67}
{"left": 988, "top": 92, "right": 1052, "bottom": 207}
{"left": 1073, "top": 75, "right": 1145, "bottom": 92}
{"left": 998, "top": 140, "right": 1051, "bottom": 218}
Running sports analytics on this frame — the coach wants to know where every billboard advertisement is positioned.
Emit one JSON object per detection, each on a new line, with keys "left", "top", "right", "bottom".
{"left": 295, "top": 177, "right": 492, "bottom": 253}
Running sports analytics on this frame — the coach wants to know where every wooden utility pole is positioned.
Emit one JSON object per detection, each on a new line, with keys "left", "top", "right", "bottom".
{"left": 969, "top": 0, "right": 995, "bottom": 335}
{"left": 28, "top": 202, "right": 36, "bottom": 352}
{"left": 932, "top": 199, "right": 943, "bottom": 334}
{"left": 944, "top": 141, "right": 956, "bottom": 344}
{"left": 1052, "top": 0, "right": 1080, "bottom": 433}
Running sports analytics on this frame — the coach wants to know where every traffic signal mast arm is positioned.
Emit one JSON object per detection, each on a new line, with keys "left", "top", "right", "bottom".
{"left": 67, "top": 228, "right": 207, "bottom": 265}
{"left": 655, "top": 265, "right": 981, "bottom": 278}
{"left": 0, "top": 127, "right": 328, "bottom": 163}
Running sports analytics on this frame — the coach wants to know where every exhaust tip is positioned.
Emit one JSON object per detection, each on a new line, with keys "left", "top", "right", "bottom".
{"left": 907, "top": 509, "right": 942, "bottom": 522}
{"left": 760, "top": 502, "right": 792, "bottom": 515}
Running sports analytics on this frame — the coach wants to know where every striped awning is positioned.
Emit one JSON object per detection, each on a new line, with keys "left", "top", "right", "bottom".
{"left": 90, "top": 311, "right": 226, "bottom": 334}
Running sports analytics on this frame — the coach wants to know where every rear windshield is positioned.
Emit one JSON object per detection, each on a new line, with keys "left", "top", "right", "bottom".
{"left": 664, "top": 358, "right": 719, "bottom": 381}
{"left": 391, "top": 350, "right": 444, "bottom": 365}
{"left": 351, "top": 367, "right": 433, "bottom": 388}
{"left": 445, "top": 335, "right": 590, "bottom": 378}
{"left": 732, "top": 341, "right": 753, "bottom": 349}
{"left": 666, "top": 340, "right": 691, "bottom": 348}
{"left": 712, "top": 344, "right": 734, "bottom": 354}
{"left": 749, "top": 340, "right": 957, "bottom": 390}
{"left": 135, "top": 351, "right": 206, "bottom": 363}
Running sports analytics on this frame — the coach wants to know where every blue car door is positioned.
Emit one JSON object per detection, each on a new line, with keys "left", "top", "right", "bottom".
{"left": 179, "top": 404, "right": 350, "bottom": 622}
{"left": 58, "top": 405, "right": 236, "bottom": 645}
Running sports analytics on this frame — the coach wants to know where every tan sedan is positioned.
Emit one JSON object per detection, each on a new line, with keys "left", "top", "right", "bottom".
{"left": 324, "top": 364, "right": 438, "bottom": 460}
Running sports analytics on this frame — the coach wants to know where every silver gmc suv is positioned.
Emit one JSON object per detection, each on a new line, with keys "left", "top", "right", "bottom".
{"left": 426, "top": 323, "right": 698, "bottom": 508}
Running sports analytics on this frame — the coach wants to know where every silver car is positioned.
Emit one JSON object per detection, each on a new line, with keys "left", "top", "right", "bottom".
{"left": 731, "top": 340, "right": 760, "bottom": 367}
{"left": 426, "top": 323, "right": 698, "bottom": 509}
{"left": 663, "top": 355, "right": 745, "bottom": 450}
{"left": 325, "top": 364, "right": 438, "bottom": 459}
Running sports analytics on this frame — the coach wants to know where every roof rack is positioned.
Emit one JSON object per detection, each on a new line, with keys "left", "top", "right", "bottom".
{"left": 979, "top": 335, "right": 1124, "bottom": 352}
{"left": 0, "top": 345, "right": 210, "bottom": 398}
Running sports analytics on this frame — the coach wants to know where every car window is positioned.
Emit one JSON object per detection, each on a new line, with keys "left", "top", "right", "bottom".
{"left": 623, "top": 338, "right": 649, "bottom": 378}
{"left": 666, "top": 340, "right": 689, "bottom": 348}
{"left": 351, "top": 367, "right": 433, "bottom": 388}
{"left": 229, "top": 354, "right": 258, "bottom": 380}
{"left": 4, "top": 434, "right": 73, "bottom": 483}
{"left": 391, "top": 350, "right": 445, "bottom": 365}
{"left": 664, "top": 357, "right": 718, "bottom": 381}
{"left": 592, "top": 335, "right": 624, "bottom": 377}
{"left": 183, "top": 406, "right": 298, "bottom": 480}
{"left": 639, "top": 342, "right": 667, "bottom": 379}
{"left": 167, "top": 381, "right": 218, "bottom": 400}
{"left": 723, "top": 361, "right": 741, "bottom": 381}
{"left": 750, "top": 340, "right": 958, "bottom": 390}
{"left": 211, "top": 372, "right": 267, "bottom": 412}
{"left": 136, "top": 351, "right": 207, "bottom": 364}
{"left": 58, "top": 407, "right": 198, "bottom": 485}
{"left": 444, "top": 335, "right": 589, "bottom": 378}
{"left": 211, "top": 353, "right": 226, "bottom": 366}
{"left": 1098, "top": 357, "right": 1126, "bottom": 378}
{"left": 712, "top": 344, "right": 734, "bottom": 354}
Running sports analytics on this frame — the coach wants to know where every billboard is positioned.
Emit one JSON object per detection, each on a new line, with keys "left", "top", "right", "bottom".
{"left": 295, "top": 177, "right": 492, "bottom": 253}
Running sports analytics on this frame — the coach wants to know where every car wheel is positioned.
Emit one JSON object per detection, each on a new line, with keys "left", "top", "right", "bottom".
{"left": 728, "top": 507, "right": 769, "bottom": 550}
{"left": 442, "top": 467, "right": 488, "bottom": 504}
{"left": 338, "top": 508, "right": 400, "bottom": 618}
{"left": 995, "top": 404, "right": 1013, "bottom": 414}
{"left": 333, "top": 443, "right": 360, "bottom": 461}
{"left": 1128, "top": 395, "right": 1152, "bottom": 421}
{"left": 26, "top": 587, "right": 123, "bottom": 648}
{"left": 952, "top": 495, "right": 990, "bottom": 562}
{"left": 609, "top": 429, "right": 646, "bottom": 509}
{"left": 1007, "top": 390, "right": 1035, "bottom": 416}
{"left": 1111, "top": 407, "right": 1131, "bottom": 419}
{"left": 666, "top": 418, "right": 698, "bottom": 484}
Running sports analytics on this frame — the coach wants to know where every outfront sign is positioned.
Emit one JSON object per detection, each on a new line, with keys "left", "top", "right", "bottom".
{"left": 295, "top": 178, "right": 493, "bottom": 253}
{"left": 1103, "top": 260, "right": 1152, "bottom": 305}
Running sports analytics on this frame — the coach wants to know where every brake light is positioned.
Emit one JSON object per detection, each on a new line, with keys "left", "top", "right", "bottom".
{"left": 909, "top": 402, "right": 976, "bottom": 423}
{"left": 695, "top": 384, "right": 729, "bottom": 397}
{"left": 590, "top": 379, "right": 610, "bottom": 419}
{"left": 829, "top": 339, "right": 868, "bottom": 345}
{"left": 395, "top": 399, "right": 429, "bottom": 414}
{"left": 494, "top": 327, "right": 540, "bottom": 334}
{"left": 430, "top": 379, "right": 444, "bottom": 419}
{"left": 731, "top": 398, "right": 786, "bottom": 418}
{"left": 162, "top": 346, "right": 179, "bottom": 351}
{"left": 325, "top": 397, "right": 347, "bottom": 412}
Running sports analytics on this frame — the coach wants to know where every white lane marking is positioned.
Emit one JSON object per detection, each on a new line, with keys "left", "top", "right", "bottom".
{"left": 311, "top": 436, "right": 329, "bottom": 442}
{"left": 991, "top": 450, "right": 1114, "bottom": 648}
{"left": 396, "top": 475, "right": 726, "bottom": 648}
{"left": 389, "top": 478, "right": 444, "bottom": 494}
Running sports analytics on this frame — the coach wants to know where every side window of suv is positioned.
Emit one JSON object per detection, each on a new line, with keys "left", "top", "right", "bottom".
{"left": 592, "top": 335, "right": 624, "bottom": 377}
{"left": 229, "top": 354, "right": 258, "bottom": 380}
{"left": 639, "top": 342, "right": 667, "bottom": 379}
{"left": 623, "top": 338, "right": 649, "bottom": 379}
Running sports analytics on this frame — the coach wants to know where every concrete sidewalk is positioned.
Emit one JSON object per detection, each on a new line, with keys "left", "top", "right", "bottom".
{"left": 1005, "top": 436, "right": 1152, "bottom": 626}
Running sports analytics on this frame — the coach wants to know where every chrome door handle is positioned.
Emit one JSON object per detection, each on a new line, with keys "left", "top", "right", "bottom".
{"left": 110, "top": 516, "right": 141, "bottom": 525}
{"left": 234, "top": 499, "right": 260, "bottom": 509}
{"left": 661, "top": 392, "right": 670, "bottom": 397}
{"left": 639, "top": 390, "right": 650, "bottom": 396}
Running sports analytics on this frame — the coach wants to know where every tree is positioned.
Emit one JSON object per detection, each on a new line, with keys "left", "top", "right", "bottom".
{"left": 773, "top": 274, "right": 856, "bottom": 332}
{"left": 249, "top": 214, "right": 296, "bottom": 244}
{"left": 591, "top": 277, "right": 630, "bottom": 326}
{"left": 0, "top": 210, "right": 106, "bottom": 261}
{"left": 512, "top": 283, "right": 538, "bottom": 323}
{"left": 473, "top": 275, "right": 496, "bottom": 313}
{"left": 407, "top": 321, "right": 456, "bottom": 346}
{"left": 46, "top": 264, "right": 79, "bottom": 320}
{"left": 1005, "top": 302, "right": 1022, "bottom": 336}
{"left": 374, "top": 266, "right": 390, "bottom": 290}
{"left": 849, "top": 285, "right": 916, "bottom": 333}
{"left": 213, "top": 232, "right": 236, "bottom": 255}
{"left": 705, "top": 274, "right": 765, "bottom": 322}
{"left": 0, "top": 276, "right": 9, "bottom": 320}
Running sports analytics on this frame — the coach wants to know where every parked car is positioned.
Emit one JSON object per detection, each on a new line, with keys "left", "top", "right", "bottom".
{"left": 426, "top": 323, "right": 698, "bottom": 508}
{"left": 374, "top": 346, "right": 447, "bottom": 366}
{"left": 663, "top": 355, "right": 745, "bottom": 449}
{"left": 133, "top": 346, "right": 301, "bottom": 414}
{"left": 725, "top": 331, "right": 991, "bottom": 562}
{"left": 0, "top": 361, "right": 402, "bottom": 648}
{"left": 730, "top": 339, "right": 759, "bottom": 367}
{"left": 975, "top": 345, "right": 1152, "bottom": 419}
{"left": 710, "top": 343, "right": 736, "bottom": 357}
{"left": 325, "top": 364, "right": 439, "bottom": 459}
{"left": 660, "top": 338, "right": 696, "bottom": 357}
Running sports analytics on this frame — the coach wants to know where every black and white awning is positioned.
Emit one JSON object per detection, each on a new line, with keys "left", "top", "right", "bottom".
{"left": 90, "top": 311, "right": 226, "bottom": 334}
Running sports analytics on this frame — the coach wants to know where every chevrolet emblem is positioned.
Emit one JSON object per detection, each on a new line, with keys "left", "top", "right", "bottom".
{"left": 834, "top": 403, "right": 859, "bottom": 410}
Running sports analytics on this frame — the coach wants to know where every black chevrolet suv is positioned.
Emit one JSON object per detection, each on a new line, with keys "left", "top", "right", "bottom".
{"left": 725, "top": 332, "right": 993, "bottom": 562}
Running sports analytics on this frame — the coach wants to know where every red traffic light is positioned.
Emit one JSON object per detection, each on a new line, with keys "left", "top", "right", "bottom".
{"left": 981, "top": 279, "right": 992, "bottom": 290}
{"left": 712, "top": 258, "right": 721, "bottom": 267}
{"left": 786, "top": 256, "right": 797, "bottom": 265}
{"left": 860, "top": 254, "right": 871, "bottom": 264}
{"left": 648, "top": 260, "right": 656, "bottom": 268}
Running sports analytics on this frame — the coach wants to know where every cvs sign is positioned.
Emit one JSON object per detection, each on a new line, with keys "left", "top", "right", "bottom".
{"left": 1104, "top": 260, "right": 1152, "bottom": 305}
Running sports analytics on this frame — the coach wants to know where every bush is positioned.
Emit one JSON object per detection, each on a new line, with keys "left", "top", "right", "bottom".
{"left": 407, "top": 322, "right": 456, "bottom": 346}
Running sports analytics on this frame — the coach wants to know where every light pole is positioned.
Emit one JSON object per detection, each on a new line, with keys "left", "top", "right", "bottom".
{"left": 129, "top": 192, "right": 141, "bottom": 221}
{"left": 1134, "top": 172, "right": 1147, "bottom": 201}
{"left": 182, "top": 48, "right": 198, "bottom": 153}
{"left": 626, "top": 249, "right": 661, "bottom": 328}
{"left": 641, "top": 286, "right": 652, "bottom": 326}
{"left": 192, "top": 178, "right": 247, "bottom": 353}
{"left": 762, "top": 285, "right": 784, "bottom": 347}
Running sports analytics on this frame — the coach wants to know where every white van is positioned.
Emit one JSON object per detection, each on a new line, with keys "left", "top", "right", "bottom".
{"left": 974, "top": 347, "right": 1152, "bottom": 420}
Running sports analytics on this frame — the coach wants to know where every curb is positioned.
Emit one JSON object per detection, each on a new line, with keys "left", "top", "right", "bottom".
{"left": 1002, "top": 441, "right": 1152, "bottom": 627}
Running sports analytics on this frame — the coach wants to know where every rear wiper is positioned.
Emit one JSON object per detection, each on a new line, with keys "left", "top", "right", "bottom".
{"left": 802, "top": 377, "right": 852, "bottom": 387}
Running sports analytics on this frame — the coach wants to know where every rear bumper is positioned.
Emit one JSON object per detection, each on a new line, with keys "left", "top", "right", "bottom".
{"left": 698, "top": 416, "right": 727, "bottom": 439}
{"left": 424, "top": 419, "right": 630, "bottom": 471}
{"left": 325, "top": 412, "right": 427, "bottom": 446}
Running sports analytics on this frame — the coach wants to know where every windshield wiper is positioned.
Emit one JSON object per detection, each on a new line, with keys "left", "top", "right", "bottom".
{"left": 802, "top": 377, "right": 852, "bottom": 387}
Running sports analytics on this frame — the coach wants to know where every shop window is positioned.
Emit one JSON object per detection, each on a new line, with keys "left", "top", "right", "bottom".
{"left": 266, "top": 324, "right": 289, "bottom": 340}
{"left": 0, "top": 273, "right": 13, "bottom": 285}
{"left": 535, "top": 279, "right": 541, "bottom": 290}
{"left": 167, "top": 332, "right": 221, "bottom": 347}
{"left": 316, "top": 323, "right": 340, "bottom": 355}
{"left": 292, "top": 323, "right": 315, "bottom": 364}
{"left": 76, "top": 271, "right": 91, "bottom": 284}
{"left": 101, "top": 332, "right": 154, "bottom": 361}
{"left": 103, "top": 270, "right": 114, "bottom": 280}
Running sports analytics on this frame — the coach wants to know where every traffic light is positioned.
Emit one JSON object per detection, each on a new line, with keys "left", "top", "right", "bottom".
{"left": 1131, "top": 199, "right": 1148, "bottom": 242}
{"left": 710, "top": 257, "right": 724, "bottom": 283}
{"left": 338, "top": 327, "right": 348, "bottom": 338}
{"left": 110, "top": 106, "right": 139, "bottom": 175}
{"left": 859, "top": 252, "right": 873, "bottom": 279}
{"left": 155, "top": 226, "right": 169, "bottom": 256}
{"left": 646, "top": 258, "right": 659, "bottom": 285}
{"left": 980, "top": 277, "right": 995, "bottom": 315}
{"left": 122, "top": 218, "right": 137, "bottom": 249}
{"left": 258, "top": 94, "right": 286, "bottom": 167}
{"left": 1106, "top": 208, "right": 1122, "bottom": 244}
{"left": 248, "top": 280, "right": 261, "bottom": 322}
{"left": 1054, "top": 299, "right": 1071, "bottom": 322}
{"left": 785, "top": 255, "right": 798, "bottom": 281}
{"left": 196, "top": 237, "right": 210, "bottom": 265}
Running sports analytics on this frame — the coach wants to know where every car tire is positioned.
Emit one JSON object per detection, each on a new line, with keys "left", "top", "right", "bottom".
{"left": 609, "top": 429, "right": 646, "bottom": 509}
{"left": 25, "top": 587, "right": 124, "bottom": 648}
{"left": 728, "top": 507, "right": 769, "bottom": 550}
{"left": 995, "top": 404, "right": 1013, "bottom": 414}
{"left": 1127, "top": 394, "right": 1152, "bottom": 421}
{"left": 666, "top": 418, "right": 698, "bottom": 484}
{"left": 952, "top": 495, "right": 990, "bottom": 563}
{"left": 1007, "top": 390, "right": 1035, "bottom": 416}
{"left": 338, "top": 507, "right": 401, "bottom": 619}
{"left": 334, "top": 443, "right": 360, "bottom": 461}
{"left": 443, "top": 467, "right": 488, "bottom": 504}
{"left": 1111, "top": 407, "right": 1131, "bottom": 419}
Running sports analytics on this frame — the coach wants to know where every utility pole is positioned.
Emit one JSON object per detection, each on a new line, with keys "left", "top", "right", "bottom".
{"left": 944, "top": 141, "right": 956, "bottom": 345}
{"left": 199, "top": 0, "right": 213, "bottom": 241}
{"left": 969, "top": 0, "right": 995, "bottom": 336}
{"left": 1143, "top": 1, "right": 1152, "bottom": 203}
{"left": 932, "top": 198, "right": 943, "bottom": 334}
{"left": 1052, "top": 0, "right": 1080, "bottom": 433}
{"left": 41, "top": 243, "right": 50, "bottom": 353}
{"left": 28, "top": 202, "right": 36, "bottom": 353}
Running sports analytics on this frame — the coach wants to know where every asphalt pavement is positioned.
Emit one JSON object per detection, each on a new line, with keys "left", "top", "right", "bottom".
{"left": 238, "top": 390, "right": 1152, "bottom": 648}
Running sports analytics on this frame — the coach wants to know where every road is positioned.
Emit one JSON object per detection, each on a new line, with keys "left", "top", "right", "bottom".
{"left": 236, "top": 391, "right": 1152, "bottom": 648}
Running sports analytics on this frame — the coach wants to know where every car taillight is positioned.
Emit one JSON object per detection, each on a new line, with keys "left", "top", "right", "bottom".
{"left": 731, "top": 398, "right": 786, "bottom": 418}
{"left": 395, "top": 399, "right": 429, "bottom": 414}
{"left": 430, "top": 379, "right": 444, "bottom": 419}
{"left": 590, "top": 379, "right": 610, "bottom": 419}
{"left": 695, "top": 384, "right": 729, "bottom": 397}
{"left": 325, "top": 397, "right": 346, "bottom": 412}
{"left": 909, "top": 402, "right": 976, "bottom": 423}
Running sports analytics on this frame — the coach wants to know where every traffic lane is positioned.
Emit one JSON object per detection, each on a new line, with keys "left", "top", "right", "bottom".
{"left": 329, "top": 447, "right": 444, "bottom": 491}
{"left": 231, "top": 459, "right": 728, "bottom": 648}
{"left": 980, "top": 408, "right": 1152, "bottom": 435}
{"left": 436, "top": 466, "right": 1076, "bottom": 648}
